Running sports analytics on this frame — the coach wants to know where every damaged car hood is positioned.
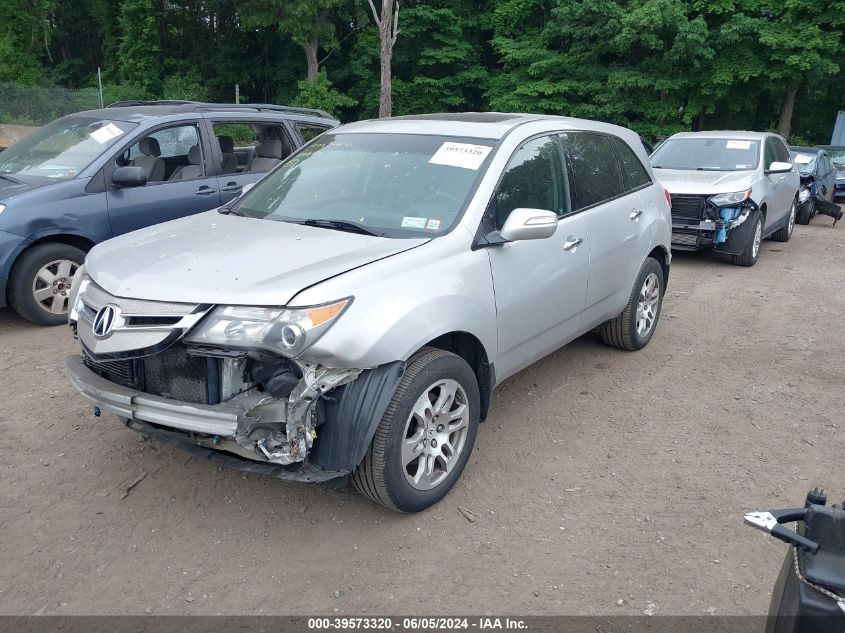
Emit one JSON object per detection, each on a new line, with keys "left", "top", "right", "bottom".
{"left": 654, "top": 169, "right": 756, "bottom": 195}
{"left": 86, "top": 211, "right": 430, "bottom": 305}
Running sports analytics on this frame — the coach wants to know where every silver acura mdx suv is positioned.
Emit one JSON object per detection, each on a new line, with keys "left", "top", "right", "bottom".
{"left": 66, "top": 113, "right": 672, "bottom": 512}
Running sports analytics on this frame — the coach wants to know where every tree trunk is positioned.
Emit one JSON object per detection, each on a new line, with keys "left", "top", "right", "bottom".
{"left": 777, "top": 86, "right": 798, "bottom": 138}
{"left": 368, "top": 0, "right": 400, "bottom": 118}
{"left": 302, "top": 38, "right": 319, "bottom": 82}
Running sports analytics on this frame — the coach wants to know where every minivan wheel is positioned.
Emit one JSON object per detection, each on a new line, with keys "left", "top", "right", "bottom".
{"left": 8, "top": 242, "right": 86, "bottom": 326}
{"left": 772, "top": 199, "right": 796, "bottom": 242}
{"left": 731, "top": 210, "right": 763, "bottom": 267}
{"left": 599, "top": 257, "right": 664, "bottom": 351}
{"left": 350, "top": 347, "right": 480, "bottom": 513}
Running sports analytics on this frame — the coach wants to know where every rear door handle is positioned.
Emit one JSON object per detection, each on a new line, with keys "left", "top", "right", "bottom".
{"left": 221, "top": 182, "right": 242, "bottom": 193}
{"left": 194, "top": 186, "right": 218, "bottom": 196}
{"left": 630, "top": 209, "right": 643, "bottom": 220}
{"left": 563, "top": 236, "right": 583, "bottom": 251}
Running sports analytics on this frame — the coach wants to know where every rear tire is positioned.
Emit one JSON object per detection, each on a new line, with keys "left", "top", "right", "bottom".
{"left": 8, "top": 242, "right": 85, "bottom": 326}
{"left": 599, "top": 257, "right": 664, "bottom": 351}
{"left": 731, "top": 211, "right": 763, "bottom": 267}
{"left": 772, "top": 198, "right": 797, "bottom": 242}
{"left": 350, "top": 347, "right": 480, "bottom": 513}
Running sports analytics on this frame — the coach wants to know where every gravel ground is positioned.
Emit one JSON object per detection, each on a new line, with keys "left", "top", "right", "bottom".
{"left": 0, "top": 213, "right": 843, "bottom": 617}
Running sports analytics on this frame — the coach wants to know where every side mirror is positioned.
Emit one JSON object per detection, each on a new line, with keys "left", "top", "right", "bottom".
{"left": 112, "top": 166, "right": 148, "bottom": 188}
{"left": 766, "top": 161, "right": 793, "bottom": 174}
{"left": 499, "top": 208, "right": 558, "bottom": 242}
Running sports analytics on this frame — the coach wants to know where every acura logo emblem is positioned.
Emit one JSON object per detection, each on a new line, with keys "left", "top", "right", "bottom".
{"left": 93, "top": 304, "right": 121, "bottom": 338}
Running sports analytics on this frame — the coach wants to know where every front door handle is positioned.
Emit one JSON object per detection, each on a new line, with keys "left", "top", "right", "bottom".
{"left": 195, "top": 186, "right": 218, "bottom": 196}
{"left": 630, "top": 209, "right": 643, "bottom": 220}
{"left": 221, "top": 182, "right": 242, "bottom": 193}
{"left": 563, "top": 236, "right": 583, "bottom": 251}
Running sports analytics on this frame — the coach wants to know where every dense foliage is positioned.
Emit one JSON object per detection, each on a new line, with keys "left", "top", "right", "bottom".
{"left": 0, "top": 0, "right": 842, "bottom": 142}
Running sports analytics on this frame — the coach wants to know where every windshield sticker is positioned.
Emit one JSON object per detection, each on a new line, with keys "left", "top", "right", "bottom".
{"left": 90, "top": 123, "right": 125, "bottom": 144}
{"left": 425, "top": 218, "right": 442, "bottom": 231}
{"left": 429, "top": 142, "right": 492, "bottom": 170}
{"left": 401, "top": 216, "right": 427, "bottom": 229}
{"left": 794, "top": 154, "right": 813, "bottom": 164}
{"left": 726, "top": 140, "right": 752, "bottom": 150}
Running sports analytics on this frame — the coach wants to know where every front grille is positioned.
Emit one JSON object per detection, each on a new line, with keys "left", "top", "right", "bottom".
{"left": 671, "top": 232, "right": 699, "bottom": 247}
{"left": 83, "top": 350, "right": 139, "bottom": 389}
{"left": 82, "top": 344, "right": 217, "bottom": 405}
{"left": 670, "top": 195, "right": 708, "bottom": 220}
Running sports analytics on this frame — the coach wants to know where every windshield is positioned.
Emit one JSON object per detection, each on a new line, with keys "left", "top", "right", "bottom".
{"left": 232, "top": 133, "right": 495, "bottom": 237}
{"left": 790, "top": 151, "right": 817, "bottom": 174}
{"left": 0, "top": 116, "right": 136, "bottom": 181}
{"left": 650, "top": 138, "right": 760, "bottom": 171}
{"left": 826, "top": 149, "right": 845, "bottom": 163}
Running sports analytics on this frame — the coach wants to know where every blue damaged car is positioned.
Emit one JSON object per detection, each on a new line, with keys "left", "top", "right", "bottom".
{"left": 0, "top": 101, "right": 337, "bottom": 325}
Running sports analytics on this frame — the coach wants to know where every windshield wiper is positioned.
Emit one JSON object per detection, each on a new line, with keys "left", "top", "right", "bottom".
{"left": 300, "top": 218, "right": 384, "bottom": 237}
{"left": 218, "top": 206, "right": 248, "bottom": 217}
{"left": 0, "top": 173, "right": 23, "bottom": 184}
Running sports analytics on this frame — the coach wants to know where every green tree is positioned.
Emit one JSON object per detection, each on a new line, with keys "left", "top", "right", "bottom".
{"left": 0, "top": 0, "right": 53, "bottom": 84}
{"left": 117, "top": 0, "right": 162, "bottom": 96}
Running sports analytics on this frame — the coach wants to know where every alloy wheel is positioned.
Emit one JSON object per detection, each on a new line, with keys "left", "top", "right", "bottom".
{"left": 32, "top": 259, "right": 78, "bottom": 315}
{"left": 752, "top": 220, "right": 762, "bottom": 259}
{"left": 402, "top": 379, "right": 469, "bottom": 491}
{"left": 635, "top": 272, "right": 660, "bottom": 336}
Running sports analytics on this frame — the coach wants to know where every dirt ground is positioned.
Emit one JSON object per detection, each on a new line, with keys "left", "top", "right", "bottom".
{"left": 0, "top": 214, "right": 843, "bottom": 617}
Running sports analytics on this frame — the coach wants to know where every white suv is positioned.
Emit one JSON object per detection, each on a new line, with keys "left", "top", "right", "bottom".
{"left": 67, "top": 113, "right": 672, "bottom": 512}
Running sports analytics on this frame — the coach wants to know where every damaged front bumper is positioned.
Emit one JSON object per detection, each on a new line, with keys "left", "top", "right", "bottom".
{"left": 671, "top": 198, "right": 758, "bottom": 255}
{"left": 65, "top": 354, "right": 403, "bottom": 482}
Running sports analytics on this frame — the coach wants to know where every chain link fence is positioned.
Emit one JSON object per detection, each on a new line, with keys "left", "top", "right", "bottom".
{"left": 0, "top": 82, "right": 102, "bottom": 126}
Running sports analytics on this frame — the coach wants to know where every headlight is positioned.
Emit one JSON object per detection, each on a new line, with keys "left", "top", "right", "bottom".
{"left": 709, "top": 189, "right": 752, "bottom": 207}
{"left": 68, "top": 266, "right": 90, "bottom": 323}
{"left": 0, "top": 204, "right": 5, "bottom": 216}
{"left": 798, "top": 187, "right": 810, "bottom": 203}
{"left": 184, "top": 298, "right": 352, "bottom": 358}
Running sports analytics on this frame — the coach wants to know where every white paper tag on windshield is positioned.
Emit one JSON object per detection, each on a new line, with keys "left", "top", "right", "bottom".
{"left": 401, "top": 216, "right": 427, "bottom": 229}
{"left": 794, "top": 154, "right": 813, "bottom": 164}
{"left": 726, "top": 140, "right": 752, "bottom": 150}
{"left": 429, "top": 142, "right": 492, "bottom": 170}
{"left": 90, "top": 123, "right": 124, "bottom": 144}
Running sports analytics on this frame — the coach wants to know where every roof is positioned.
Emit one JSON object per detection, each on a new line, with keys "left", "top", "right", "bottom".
{"left": 62, "top": 101, "right": 337, "bottom": 125}
{"left": 669, "top": 130, "right": 776, "bottom": 141}
{"left": 334, "top": 112, "right": 634, "bottom": 140}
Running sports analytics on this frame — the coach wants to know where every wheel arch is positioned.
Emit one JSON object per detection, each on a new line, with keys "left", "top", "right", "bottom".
{"left": 7, "top": 233, "right": 94, "bottom": 304}
{"left": 646, "top": 245, "right": 670, "bottom": 290}
{"left": 420, "top": 331, "right": 495, "bottom": 422}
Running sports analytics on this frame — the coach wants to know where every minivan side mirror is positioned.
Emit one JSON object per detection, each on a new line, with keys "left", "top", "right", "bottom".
{"left": 499, "top": 208, "right": 558, "bottom": 242}
{"left": 112, "top": 166, "right": 148, "bottom": 188}
{"left": 766, "top": 161, "right": 793, "bottom": 174}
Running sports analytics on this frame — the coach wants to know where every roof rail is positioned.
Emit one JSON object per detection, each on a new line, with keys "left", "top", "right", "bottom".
{"left": 177, "top": 102, "right": 336, "bottom": 120}
{"left": 106, "top": 100, "right": 201, "bottom": 108}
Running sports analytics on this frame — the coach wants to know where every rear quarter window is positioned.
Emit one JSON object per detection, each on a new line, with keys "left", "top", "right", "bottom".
{"left": 612, "top": 137, "right": 652, "bottom": 191}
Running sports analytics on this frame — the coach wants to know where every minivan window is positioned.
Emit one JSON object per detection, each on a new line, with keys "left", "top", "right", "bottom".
{"left": 233, "top": 133, "right": 494, "bottom": 238}
{"left": 612, "top": 137, "right": 651, "bottom": 191}
{"left": 650, "top": 137, "right": 760, "bottom": 171}
{"left": 493, "top": 135, "right": 566, "bottom": 229}
{"left": 0, "top": 116, "right": 136, "bottom": 181}
{"left": 563, "top": 132, "right": 624, "bottom": 209}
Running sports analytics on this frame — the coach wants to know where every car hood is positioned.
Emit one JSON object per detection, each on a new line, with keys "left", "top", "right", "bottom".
{"left": 0, "top": 175, "right": 52, "bottom": 200}
{"left": 653, "top": 169, "right": 756, "bottom": 195}
{"left": 86, "top": 211, "right": 430, "bottom": 305}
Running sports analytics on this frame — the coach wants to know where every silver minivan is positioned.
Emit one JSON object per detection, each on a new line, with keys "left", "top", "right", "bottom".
{"left": 66, "top": 113, "right": 672, "bottom": 512}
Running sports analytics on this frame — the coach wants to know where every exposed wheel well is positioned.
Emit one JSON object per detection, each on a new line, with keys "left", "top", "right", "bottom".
{"left": 647, "top": 245, "right": 670, "bottom": 289}
{"left": 422, "top": 332, "right": 494, "bottom": 422}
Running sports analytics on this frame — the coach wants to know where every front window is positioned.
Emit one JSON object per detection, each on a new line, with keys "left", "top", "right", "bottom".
{"left": 233, "top": 133, "right": 495, "bottom": 237}
{"left": 650, "top": 137, "right": 760, "bottom": 171}
{"left": 0, "top": 116, "right": 136, "bottom": 181}
{"left": 790, "top": 151, "right": 817, "bottom": 175}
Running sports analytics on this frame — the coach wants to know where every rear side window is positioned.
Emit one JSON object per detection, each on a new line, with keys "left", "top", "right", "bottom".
{"left": 612, "top": 137, "right": 652, "bottom": 191}
{"left": 563, "top": 132, "right": 625, "bottom": 210}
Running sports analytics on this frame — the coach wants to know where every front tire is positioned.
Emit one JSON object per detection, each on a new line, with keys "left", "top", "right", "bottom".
{"left": 731, "top": 210, "right": 763, "bottom": 267}
{"left": 350, "top": 347, "right": 480, "bottom": 513}
{"left": 599, "top": 257, "right": 664, "bottom": 351}
{"left": 8, "top": 242, "right": 85, "bottom": 326}
{"left": 772, "top": 199, "right": 796, "bottom": 242}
